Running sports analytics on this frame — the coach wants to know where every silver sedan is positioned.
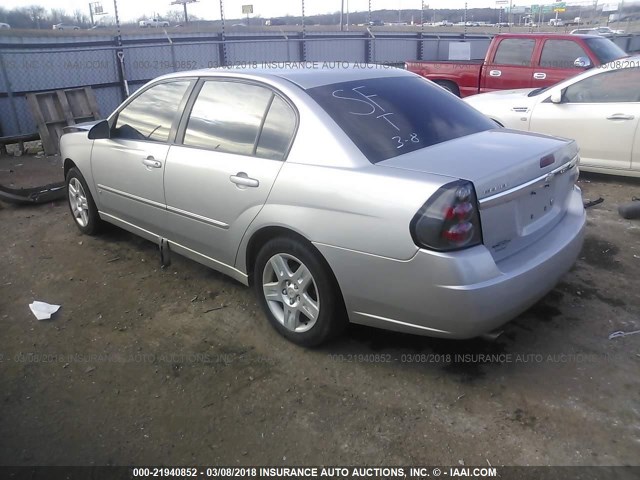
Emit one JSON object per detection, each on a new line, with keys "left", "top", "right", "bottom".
{"left": 60, "top": 65, "right": 586, "bottom": 346}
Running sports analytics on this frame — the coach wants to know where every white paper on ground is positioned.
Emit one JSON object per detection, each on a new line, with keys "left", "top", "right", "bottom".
{"left": 29, "top": 301, "right": 61, "bottom": 320}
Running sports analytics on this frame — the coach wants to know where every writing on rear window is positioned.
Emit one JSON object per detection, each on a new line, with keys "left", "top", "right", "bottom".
{"left": 308, "top": 76, "right": 495, "bottom": 163}
{"left": 331, "top": 86, "right": 422, "bottom": 151}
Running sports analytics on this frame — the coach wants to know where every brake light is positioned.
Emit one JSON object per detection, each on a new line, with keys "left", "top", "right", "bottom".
{"left": 410, "top": 180, "right": 483, "bottom": 252}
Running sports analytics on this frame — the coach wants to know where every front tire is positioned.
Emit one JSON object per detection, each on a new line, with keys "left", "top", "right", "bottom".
{"left": 253, "top": 237, "right": 346, "bottom": 347}
{"left": 66, "top": 167, "right": 102, "bottom": 235}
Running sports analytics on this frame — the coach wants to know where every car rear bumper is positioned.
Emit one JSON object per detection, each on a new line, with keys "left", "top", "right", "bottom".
{"left": 315, "top": 186, "right": 585, "bottom": 339}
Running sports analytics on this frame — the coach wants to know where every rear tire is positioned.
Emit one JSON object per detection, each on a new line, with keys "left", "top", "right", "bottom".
{"left": 253, "top": 236, "right": 346, "bottom": 347}
{"left": 66, "top": 167, "right": 102, "bottom": 235}
{"left": 435, "top": 80, "right": 460, "bottom": 97}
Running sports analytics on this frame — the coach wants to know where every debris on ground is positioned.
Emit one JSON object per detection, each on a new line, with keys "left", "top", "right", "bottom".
{"left": 609, "top": 329, "right": 640, "bottom": 340}
{"left": 583, "top": 197, "right": 604, "bottom": 209}
{"left": 0, "top": 182, "right": 66, "bottom": 205}
{"left": 618, "top": 197, "right": 640, "bottom": 219}
{"left": 29, "top": 301, "right": 61, "bottom": 321}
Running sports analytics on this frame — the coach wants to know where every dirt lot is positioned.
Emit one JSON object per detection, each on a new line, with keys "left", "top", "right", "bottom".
{"left": 0, "top": 153, "right": 639, "bottom": 468}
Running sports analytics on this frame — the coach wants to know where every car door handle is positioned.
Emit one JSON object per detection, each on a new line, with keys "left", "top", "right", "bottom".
{"left": 533, "top": 72, "right": 547, "bottom": 80}
{"left": 230, "top": 172, "right": 259, "bottom": 188}
{"left": 489, "top": 70, "right": 502, "bottom": 77}
{"left": 142, "top": 157, "right": 162, "bottom": 168}
{"left": 607, "top": 114, "right": 635, "bottom": 121}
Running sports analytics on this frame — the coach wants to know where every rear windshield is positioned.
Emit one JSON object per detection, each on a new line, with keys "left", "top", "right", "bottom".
{"left": 584, "top": 37, "right": 627, "bottom": 64}
{"left": 307, "top": 76, "right": 495, "bottom": 164}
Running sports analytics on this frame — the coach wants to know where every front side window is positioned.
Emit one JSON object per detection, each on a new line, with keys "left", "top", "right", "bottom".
{"left": 564, "top": 67, "right": 640, "bottom": 103}
{"left": 493, "top": 38, "right": 536, "bottom": 66}
{"left": 183, "top": 81, "right": 272, "bottom": 155}
{"left": 307, "top": 76, "right": 496, "bottom": 164}
{"left": 540, "top": 40, "right": 589, "bottom": 69}
{"left": 113, "top": 81, "right": 191, "bottom": 142}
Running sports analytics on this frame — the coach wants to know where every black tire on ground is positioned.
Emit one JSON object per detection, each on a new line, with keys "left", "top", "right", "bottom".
{"left": 65, "top": 167, "right": 103, "bottom": 235}
{"left": 434, "top": 80, "right": 461, "bottom": 97}
{"left": 253, "top": 236, "right": 347, "bottom": 347}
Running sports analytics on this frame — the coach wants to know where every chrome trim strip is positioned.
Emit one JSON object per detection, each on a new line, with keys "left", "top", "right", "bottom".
{"left": 97, "top": 184, "right": 165, "bottom": 210}
{"left": 166, "top": 206, "right": 229, "bottom": 230}
{"left": 479, "top": 156, "right": 578, "bottom": 210}
{"left": 353, "top": 311, "right": 451, "bottom": 334}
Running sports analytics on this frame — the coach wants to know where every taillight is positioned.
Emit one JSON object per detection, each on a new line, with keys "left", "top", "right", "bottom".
{"left": 410, "top": 180, "right": 483, "bottom": 252}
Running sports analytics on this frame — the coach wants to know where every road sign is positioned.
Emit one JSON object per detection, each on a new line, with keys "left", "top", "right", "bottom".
{"left": 553, "top": 1, "right": 566, "bottom": 12}
{"left": 242, "top": 5, "right": 253, "bottom": 14}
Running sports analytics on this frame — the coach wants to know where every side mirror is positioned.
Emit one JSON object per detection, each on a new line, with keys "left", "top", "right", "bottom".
{"left": 550, "top": 90, "right": 563, "bottom": 104}
{"left": 88, "top": 120, "right": 111, "bottom": 140}
{"left": 574, "top": 56, "right": 592, "bottom": 68}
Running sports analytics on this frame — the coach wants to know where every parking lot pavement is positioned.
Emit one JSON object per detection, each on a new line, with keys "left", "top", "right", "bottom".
{"left": 0, "top": 166, "right": 639, "bottom": 466}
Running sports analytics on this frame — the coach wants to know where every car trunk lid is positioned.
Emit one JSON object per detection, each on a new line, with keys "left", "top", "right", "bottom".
{"left": 378, "top": 129, "right": 580, "bottom": 262}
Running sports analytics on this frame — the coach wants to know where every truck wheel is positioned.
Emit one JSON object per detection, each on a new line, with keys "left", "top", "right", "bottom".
{"left": 434, "top": 81, "right": 460, "bottom": 97}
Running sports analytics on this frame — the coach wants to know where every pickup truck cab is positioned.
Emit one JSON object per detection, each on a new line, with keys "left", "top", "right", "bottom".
{"left": 139, "top": 19, "right": 170, "bottom": 28}
{"left": 406, "top": 33, "right": 628, "bottom": 97}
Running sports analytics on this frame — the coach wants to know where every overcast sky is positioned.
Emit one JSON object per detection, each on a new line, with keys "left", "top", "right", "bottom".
{"left": 0, "top": 0, "right": 597, "bottom": 22}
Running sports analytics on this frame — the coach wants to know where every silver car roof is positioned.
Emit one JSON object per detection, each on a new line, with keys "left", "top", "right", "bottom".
{"left": 155, "top": 63, "right": 414, "bottom": 90}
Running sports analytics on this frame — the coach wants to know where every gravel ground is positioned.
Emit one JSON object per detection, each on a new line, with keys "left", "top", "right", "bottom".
{"left": 0, "top": 153, "right": 639, "bottom": 468}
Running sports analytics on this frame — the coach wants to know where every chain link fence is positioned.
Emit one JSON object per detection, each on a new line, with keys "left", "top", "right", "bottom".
{"left": 1, "top": 31, "right": 639, "bottom": 137}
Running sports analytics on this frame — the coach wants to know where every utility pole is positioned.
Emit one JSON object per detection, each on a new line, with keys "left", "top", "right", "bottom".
{"left": 340, "top": 0, "right": 344, "bottom": 31}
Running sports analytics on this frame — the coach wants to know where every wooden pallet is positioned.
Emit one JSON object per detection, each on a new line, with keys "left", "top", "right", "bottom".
{"left": 26, "top": 87, "right": 101, "bottom": 155}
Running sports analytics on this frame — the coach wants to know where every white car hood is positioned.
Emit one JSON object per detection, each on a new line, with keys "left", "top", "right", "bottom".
{"left": 464, "top": 88, "right": 538, "bottom": 111}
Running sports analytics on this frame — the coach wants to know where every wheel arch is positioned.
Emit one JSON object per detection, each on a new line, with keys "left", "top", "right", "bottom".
{"left": 245, "top": 226, "right": 315, "bottom": 284}
{"left": 243, "top": 226, "right": 347, "bottom": 311}
{"left": 432, "top": 79, "right": 461, "bottom": 97}
{"left": 63, "top": 158, "right": 77, "bottom": 177}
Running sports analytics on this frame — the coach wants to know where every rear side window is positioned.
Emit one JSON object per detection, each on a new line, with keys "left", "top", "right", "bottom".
{"left": 493, "top": 38, "right": 535, "bottom": 66}
{"left": 183, "top": 81, "right": 272, "bottom": 155}
{"left": 540, "top": 40, "right": 588, "bottom": 68}
{"left": 307, "top": 76, "right": 496, "bottom": 164}
{"left": 584, "top": 37, "right": 628, "bottom": 64}
{"left": 256, "top": 96, "right": 297, "bottom": 160}
{"left": 113, "top": 81, "right": 191, "bottom": 142}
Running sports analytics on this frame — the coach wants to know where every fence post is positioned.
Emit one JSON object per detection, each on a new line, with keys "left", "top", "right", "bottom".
{"left": 301, "top": 0, "right": 307, "bottom": 61}
{"left": 219, "top": 0, "right": 227, "bottom": 66}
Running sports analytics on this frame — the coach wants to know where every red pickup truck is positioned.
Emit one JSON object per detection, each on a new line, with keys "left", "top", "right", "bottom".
{"left": 406, "top": 33, "right": 628, "bottom": 97}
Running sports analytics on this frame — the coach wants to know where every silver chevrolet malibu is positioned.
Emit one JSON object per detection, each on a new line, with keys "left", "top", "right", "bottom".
{"left": 60, "top": 65, "right": 586, "bottom": 346}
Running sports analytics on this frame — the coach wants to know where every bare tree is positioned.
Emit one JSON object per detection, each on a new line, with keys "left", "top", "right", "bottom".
{"left": 26, "top": 5, "right": 47, "bottom": 29}
{"left": 73, "top": 9, "right": 88, "bottom": 26}
{"left": 50, "top": 8, "right": 65, "bottom": 24}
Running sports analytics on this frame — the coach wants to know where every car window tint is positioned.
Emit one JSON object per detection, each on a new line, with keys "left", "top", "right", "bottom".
{"left": 183, "top": 81, "right": 272, "bottom": 155}
{"left": 113, "top": 81, "right": 191, "bottom": 142}
{"left": 256, "top": 96, "right": 296, "bottom": 160}
{"left": 540, "top": 40, "right": 588, "bottom": 68}
{"left": 564, "top": 67, "right": 640, "bottom": 103}
{"left": 493, "top": 38, "right": 535, "bottom": 66}
{"left": 307, "top": 76, "right": 495, "bottom": 164}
